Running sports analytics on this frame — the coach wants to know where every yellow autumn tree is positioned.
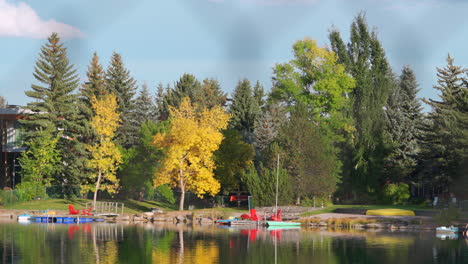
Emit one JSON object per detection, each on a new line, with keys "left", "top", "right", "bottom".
{"left": 153, "top": 97, "right": 230, "bottom": 211}
{"left": 85, "top": 94, "right": 122, "bottom": 207}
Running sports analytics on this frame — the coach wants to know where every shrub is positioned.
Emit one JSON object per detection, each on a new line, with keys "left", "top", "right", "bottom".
{"left": 154, "top": 184, "right": 176, "bottom": 204}
{"left": 382, "top": 183, "right": 410, "bottom": 205}
{"left": 435, "top": 204, "right": 460, "bottom": 226}
{"left": 14, "top": 182, "right": 47, "bottom": 202}
{"left": 302, "top": 196, "right": 333, "bottom": 207}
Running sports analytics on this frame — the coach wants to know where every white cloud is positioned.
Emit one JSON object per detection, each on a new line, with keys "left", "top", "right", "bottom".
{"left": 0, "top": 0, "right": 84, "bottom": 39}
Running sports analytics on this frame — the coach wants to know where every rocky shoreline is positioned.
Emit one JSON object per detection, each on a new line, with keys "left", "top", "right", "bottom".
{"left": 1, "top": 208, "right": 465, "bottom": 233}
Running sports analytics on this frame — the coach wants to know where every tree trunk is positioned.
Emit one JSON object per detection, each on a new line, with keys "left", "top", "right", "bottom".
{"left": 296, "top": 196, "right": 301, "bottom": 205}
{"left": 93, "top": 169, "right": 102, "bottom": 208}
{"left": 179, "top": 167, "right": 185, "bottom": 211}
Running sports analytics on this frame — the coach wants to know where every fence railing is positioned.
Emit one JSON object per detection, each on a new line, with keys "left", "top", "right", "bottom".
{"left": 87, "top": 201, "right": 124, "bottom": 216}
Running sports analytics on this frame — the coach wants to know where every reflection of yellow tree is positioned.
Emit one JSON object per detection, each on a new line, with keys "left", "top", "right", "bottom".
{"left": 98, "top": 241, "right": 118, "bottom": 264}
{"left": 152, "top": 238, "right": 219, "bottom": 264}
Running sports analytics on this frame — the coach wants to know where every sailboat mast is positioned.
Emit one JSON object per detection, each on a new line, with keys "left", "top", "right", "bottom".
{"left": 275, "top": 154, "right": 279, "bottom": 216}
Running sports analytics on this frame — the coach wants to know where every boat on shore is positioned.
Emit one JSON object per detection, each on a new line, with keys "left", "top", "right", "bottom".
{"left": 17, "top": 213, "right": 34, "bottom": 222}
{"left": 436, "top": 226, "right": 459, "bottom": 233}
{"left": 267, "top": 221, "right": 301, "bottom": 227}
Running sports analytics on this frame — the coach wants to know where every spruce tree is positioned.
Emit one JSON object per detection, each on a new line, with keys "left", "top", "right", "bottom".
{"left": 80, "top": 52, "right": 108, "bottom": 139}
{"left": 253, "top": 81, "right": 265, "bottom": 109}
{"left": 229, "top": 79, "right": 261, "bottom": 143}
{"left": 384, "top": 66, "right": 423, "bottom": 182}
{"left": 106, "top": 52, "right": 137, "bottom": 147}
{"left": 129, "top": 82, "right": 157, "bottom": 139}
{"left": 198, "top": 78, "right": 227, "bottom": 109}
{"left": 329, "top": 13, "right": 395, "bottom": 195}
{"left": 22, "top": 33, "right": 85, "bottom": 192}
{"left": 154, "top": 83, "right": 165, "bottom": 120}
{"left": 421, "top": 55, "right": 467, "bottom": 187}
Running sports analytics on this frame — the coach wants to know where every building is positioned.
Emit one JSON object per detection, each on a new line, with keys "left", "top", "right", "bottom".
{"left": 0, "top": 105, "right": 31, "bottom": 188}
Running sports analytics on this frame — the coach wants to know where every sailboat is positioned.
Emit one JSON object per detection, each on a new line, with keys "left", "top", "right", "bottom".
{"left": 266, "top": 154, "right": 301, "bottom": 228}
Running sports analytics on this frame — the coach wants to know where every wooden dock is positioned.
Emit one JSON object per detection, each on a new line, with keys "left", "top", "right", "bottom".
{"left": 31, "top": 215, "right": 105, "bottom": 223}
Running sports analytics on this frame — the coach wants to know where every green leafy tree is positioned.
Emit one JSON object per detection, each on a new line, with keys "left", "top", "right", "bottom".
{"left": 106, "top": 52, "right": 137, "bottom": 147}
{"left": 17, "top": 129, "right": 61, "bottom": 199}
{"left": 21, "top": 33, "right": 85, "bottom": 193}
{"left": 214, "top": 129, "right": 255, "bottom": 193}
{"left": 120, "top": 120, "right": 168, "bottom": 199}
{"left": 270, "top": 38, "right": 355, "bottom": 139}
{"left": 229, "top": 79, "right": 261, "bottom": 143}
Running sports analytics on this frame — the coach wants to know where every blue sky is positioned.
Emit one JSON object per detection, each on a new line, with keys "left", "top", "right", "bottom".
{"left": 1, "top": 0, "right": 468, "bottom": 108}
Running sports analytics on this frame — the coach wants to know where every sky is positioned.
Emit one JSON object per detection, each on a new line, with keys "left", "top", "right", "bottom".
{"left": 1, "top": 0, "right": 468, "bottom": 109}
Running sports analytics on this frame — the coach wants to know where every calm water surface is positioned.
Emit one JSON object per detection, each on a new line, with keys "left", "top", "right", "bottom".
{"left": 0, "top": 222, "right": 467, "bottom": 263}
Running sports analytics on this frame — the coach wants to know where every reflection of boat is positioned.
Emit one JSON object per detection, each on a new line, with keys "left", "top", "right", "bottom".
{"left": 436, "top": 226, "right": 459, "bottom": 233}
{"left": 436, "top": 232, "right": 459, "bottom": 240}
{"left": 216, "top": 219, "right": 260, "bottom": 226}
{"left": 17, "top": 213, "right": 34, "bottom": 222}
{"left": 267, "top": 225, "right": 300, "bottom": 230}
{"left": 267, "top": 221, "right": 301, "bottom": 227}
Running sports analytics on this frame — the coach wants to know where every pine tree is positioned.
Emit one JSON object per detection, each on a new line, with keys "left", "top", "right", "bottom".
{"left": 229, "top": 79, "right": 261, "bottom": 143}
{"left": 329, "top": 13, "right": 395, "bottom": 194}
{"left": 106, "top": 52, "right": 137, "bottom": 147}
{"left": 22, "top": 33, "right": 85, "bottom": 192}
{"left": 129, "top": 82, "right": 157, "bottom": 140}
{"left": 253, "top": 81, "right": 265, "bottom": 109}
{"left": 80, "top": 52, "right": 108, "bottom": 138}
{"left": 198, "top": 78, "right": 227, "bottom": 109}
{"left": 154, "top": 83, "right": 165, "bottom": 120}
{"left": 421, "top": 55, "right": 467, "bottom": 188}
{"left": 254, "top": 103, "right": 285, "bottom": 153}
{"left": 384, "top": 66, "right": 423, "bottom": 182}
{"left": 160, "top": 74, "right": 203, "bottom": 117}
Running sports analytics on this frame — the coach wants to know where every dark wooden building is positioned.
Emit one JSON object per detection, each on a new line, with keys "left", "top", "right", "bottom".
{"left": 0, "top": 105, "right": 31, "bottom": 188}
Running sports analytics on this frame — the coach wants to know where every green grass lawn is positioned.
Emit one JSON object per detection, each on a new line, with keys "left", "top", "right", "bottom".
{"left": 1, "top": 199, "right": 177, "bottom": 214}
{"left": 301, "top": 204, "right": 435, "bottom": 217}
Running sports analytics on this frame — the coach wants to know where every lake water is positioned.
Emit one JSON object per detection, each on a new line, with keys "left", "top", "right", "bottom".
{"left": 0, "top": 222, "right": 467, "bottom": 263}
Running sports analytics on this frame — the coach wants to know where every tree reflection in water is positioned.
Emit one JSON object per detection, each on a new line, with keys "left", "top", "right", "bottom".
{"left": 0, "top": 223, "right": 467, "bottom": 263}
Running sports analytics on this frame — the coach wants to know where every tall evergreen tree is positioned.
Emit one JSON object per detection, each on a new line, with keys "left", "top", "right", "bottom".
{"left": 421, "top": 55, "right": 467, "bottom": 188}
{"left": 106, "top": 52, "right": 137, "bottom": 147}
{"left": 229, "top": 79, "right": 261, "bottom": 143}
{"left": 22, "top": 33, "right": 85, "bottom": 192}
{"left": 253, "top": 81, "right": 265, "bottom": 109}
{"left": 254, "top": 103, "right": 285, "bottom": 154}
{"left": 129, "top": 82, "right": 157, "bottom": 136}
{"left": 384, "top": 66, "right": 423, "bottom": 183}
{"left": 154, "top": 83, "right": 165, "bottom": 120}
{"left": 80, "top": 52, "right": 108, "bottom": 138}
{"left": 198, "top": 78, "right": 227, "bottom": 109}
{"left": 279, "top": 104, "right": 340, "bottom": 204}
{"left": 160, "top": 74, "right": 202, "bottom": 119}
{"left": 329, "top": 13, "right": 395, "bottom": 195}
